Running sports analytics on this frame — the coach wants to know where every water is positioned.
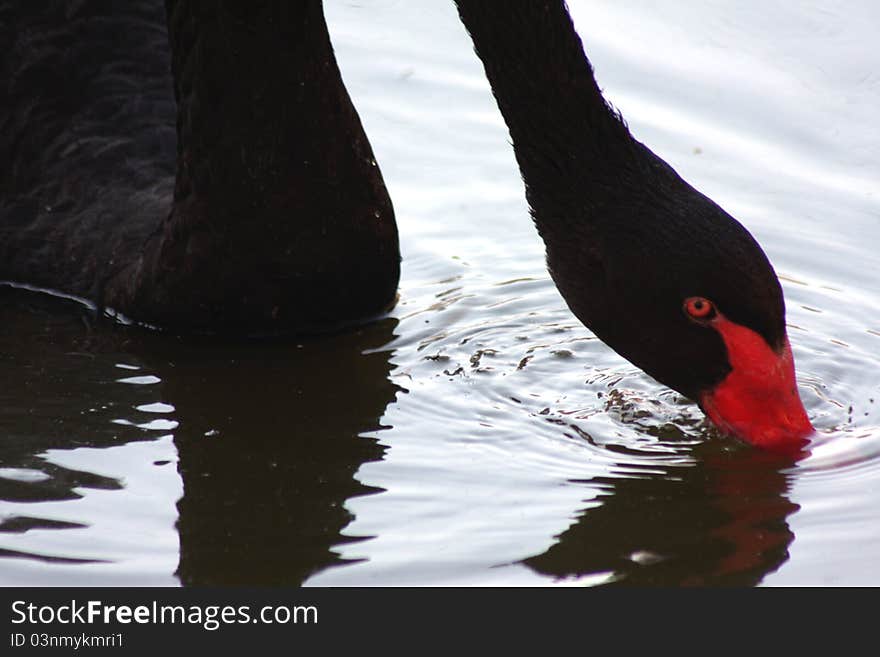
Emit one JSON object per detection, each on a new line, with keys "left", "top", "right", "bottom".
{"left": 1, "top": 0, "right": 878, "bottom": 586}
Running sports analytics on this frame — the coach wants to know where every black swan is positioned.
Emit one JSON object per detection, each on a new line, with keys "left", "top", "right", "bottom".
{"left": 453, "top": 1, "right": 812, "bottom": 449}
{"left": 0, "top": 1, "right": 812, "bottom": 449}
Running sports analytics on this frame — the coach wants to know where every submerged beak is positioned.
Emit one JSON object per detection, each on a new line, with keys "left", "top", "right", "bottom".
{"left": 699, "top": 317, "right": 813, "bottom": 451}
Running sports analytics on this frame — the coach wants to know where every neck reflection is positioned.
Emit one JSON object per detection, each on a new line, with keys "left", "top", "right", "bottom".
{"left": 524, "top": 444, "right": 802, "bottom": 586}
{"left": 147, "top": 320, "right": 400, "bottom": 586}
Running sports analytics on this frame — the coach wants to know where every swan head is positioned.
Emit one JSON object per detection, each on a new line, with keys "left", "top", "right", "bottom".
{"left": 684, "top": 297, "right": 813, "bottom": 451}
{"left": 543, "top": 154, "right": 814, "bottom": 451}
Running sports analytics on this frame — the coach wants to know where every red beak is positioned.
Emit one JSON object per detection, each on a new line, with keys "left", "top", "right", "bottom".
{"left": 698, "top": 315, "right": 813, "bottom": 451}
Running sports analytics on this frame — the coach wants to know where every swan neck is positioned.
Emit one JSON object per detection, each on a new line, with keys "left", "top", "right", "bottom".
{"left": 454, "top": 1, "right": 636, "bottom": 214}
{"left": 165, "top": 1, "right": 335, "bottom": 208}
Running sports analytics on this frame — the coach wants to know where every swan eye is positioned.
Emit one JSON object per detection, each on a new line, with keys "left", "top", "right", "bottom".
{"left": 684, "top": 296, "right": 716, "bottom": 320}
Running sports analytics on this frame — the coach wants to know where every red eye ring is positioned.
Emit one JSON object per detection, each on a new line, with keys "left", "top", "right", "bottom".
{"left": 684, "top": 296, "right": 715, "bottom": 320}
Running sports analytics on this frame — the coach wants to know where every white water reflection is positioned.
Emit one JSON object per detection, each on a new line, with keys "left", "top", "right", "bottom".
{"left": 2, "top": 436, "right": 180, "bottom": 586}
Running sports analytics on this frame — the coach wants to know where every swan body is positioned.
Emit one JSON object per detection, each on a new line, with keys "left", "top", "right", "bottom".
{"left": 0, "top": 1, "right": 400, "bottom": 333}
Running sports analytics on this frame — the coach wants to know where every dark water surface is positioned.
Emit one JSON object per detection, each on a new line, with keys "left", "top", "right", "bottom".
{"left": 2, "top": 1, "right": 879, "bottom": 586}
